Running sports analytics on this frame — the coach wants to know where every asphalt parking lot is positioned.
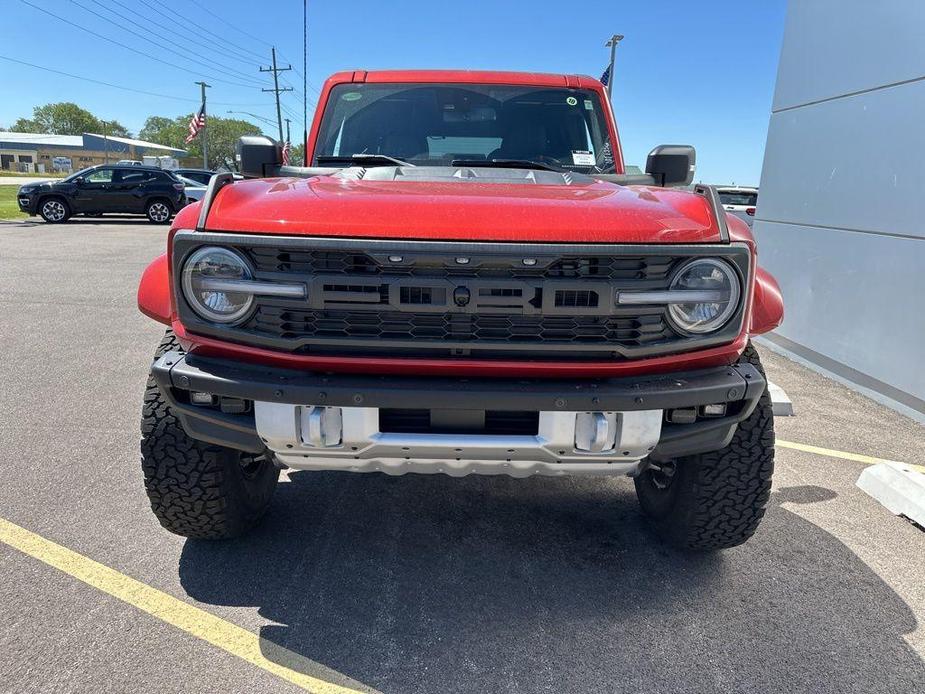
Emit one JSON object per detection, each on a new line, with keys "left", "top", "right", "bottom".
{"left": 1, "top": 219, "right": 923, "bottom": 694}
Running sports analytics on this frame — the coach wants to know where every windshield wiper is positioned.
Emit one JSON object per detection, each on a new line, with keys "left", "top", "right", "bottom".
{"left": 316, "top": 154, "right": 413, "bottom": 167}
{"left": 451, "top": 158, "right": 562, "bottom": 172}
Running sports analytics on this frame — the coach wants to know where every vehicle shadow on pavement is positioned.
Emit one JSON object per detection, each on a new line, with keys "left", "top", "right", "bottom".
{"left": 178, "top": 475, "right": 924, "bottom": 694}
{"left": 0, "top": 217, "right": 154, "bottom": 228}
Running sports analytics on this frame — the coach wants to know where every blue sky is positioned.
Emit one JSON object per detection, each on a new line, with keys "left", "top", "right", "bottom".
{"left": 1, "top": 0, "right": 785, "bottom": 184}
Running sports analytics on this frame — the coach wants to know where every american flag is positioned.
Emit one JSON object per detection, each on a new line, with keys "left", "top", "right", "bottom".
{"left": 281, "top": 139, "right": 291, "bottom": 166}
{"left": 600, "top": 65, "right": 611, "bottom": 87}
{"left": 185, "top": 104, "right": 206, "bottom": 144}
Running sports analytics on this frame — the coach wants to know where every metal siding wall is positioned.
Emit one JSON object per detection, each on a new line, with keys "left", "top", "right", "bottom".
{"left": 82, "top": 134, "right": 129, "bottom": 153}
{"left": 773, "top": 0, "right": 925, "bottom": 112}
{"left": 755, "top": 0, "right": 925, "bottom": 411}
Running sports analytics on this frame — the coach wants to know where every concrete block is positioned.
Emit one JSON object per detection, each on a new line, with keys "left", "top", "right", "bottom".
{"left": 857, "top": 461, "right": 925, "bottom": 528}
{"left": 768, "top": 380, "right": 794, "bottom": 417}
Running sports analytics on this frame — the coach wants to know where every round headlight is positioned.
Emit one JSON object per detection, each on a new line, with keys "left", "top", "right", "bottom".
{"left": 181, "top": 246, "right": 254, "bottom": 323}
{"left": 667, "top": 258, "right": 741, "bottom": 334}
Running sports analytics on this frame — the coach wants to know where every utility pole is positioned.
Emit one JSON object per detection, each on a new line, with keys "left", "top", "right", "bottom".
{"left": 101, "top": 120, "right": 109, "bottom": 163}
{"left": 195, "top": 81, "right": 211, "bottom": 169}
{"left": 604, "top": 34, "right": 624, "bottom": 99}
{"left": 284, "top": 118, "right": 291, "bottom": 145}
{"left": 260, "top": 47, "right": 292, "bottom": 142}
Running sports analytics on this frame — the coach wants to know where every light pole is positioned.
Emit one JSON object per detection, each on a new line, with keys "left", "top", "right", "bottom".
{"left": 604, "top": 34, "right": 624, "bottom": 99}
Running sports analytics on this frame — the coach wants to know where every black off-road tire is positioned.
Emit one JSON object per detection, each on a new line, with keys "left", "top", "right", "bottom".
{"left": 39, "top": 196, "right": 70, "bottom": 223}
{"left": 634, "top": 343, "right": 775, "bottom": 551}
{"left": 140, "top": 331, "right": 279, "bottom": 538}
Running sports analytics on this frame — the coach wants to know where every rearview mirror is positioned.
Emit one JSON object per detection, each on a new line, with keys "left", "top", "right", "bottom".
{"left": 645, "top": 145, "right": 696, "bottom": 187}
{"left": 236, "top": 135, "right": 282, "bottom": 178}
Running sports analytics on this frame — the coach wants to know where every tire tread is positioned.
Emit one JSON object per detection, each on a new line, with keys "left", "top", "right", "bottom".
{"left": 139, "top": 331, "right": 276, "bottom": 538}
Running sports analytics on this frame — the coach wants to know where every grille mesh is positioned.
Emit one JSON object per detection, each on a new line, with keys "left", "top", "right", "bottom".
{"left": 249, "top": 307, "right": 670, "bottom": 346}
{"left": 244, "top": 246, "right": 677, "bottom": 281}
{"left": 222, "top": 244, "right": 702, "bottom": 358}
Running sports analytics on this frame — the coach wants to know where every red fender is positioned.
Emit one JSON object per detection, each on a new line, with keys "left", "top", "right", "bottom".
{"left": 137, "top": 253, "right": 172, "bottom": 326}
{"left": 750, "top": 266, "right": 784, "bottom": 335}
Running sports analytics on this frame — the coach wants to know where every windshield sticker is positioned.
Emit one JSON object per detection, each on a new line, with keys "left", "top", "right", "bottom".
{"left": 341, "top": 92, "right": 363, "bottom": 101}
{"left": 584, "top": 99, "right": 594, "bottom": 110}
{"left": 572, "top": 150, "right": 596, "bottom": 166}
{"left": 566, "top": 96, "right": 578, "bottom": 106}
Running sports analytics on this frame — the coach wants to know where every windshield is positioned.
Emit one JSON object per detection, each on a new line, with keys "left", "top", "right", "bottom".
{"left": 719, "top": 191, "right": 758, "bottom": 206}
{"left": 62, "top": 166, "right": 95, "bottom": 182}
{"left": 314, "top": 83, "right": 617, "bottom": 173}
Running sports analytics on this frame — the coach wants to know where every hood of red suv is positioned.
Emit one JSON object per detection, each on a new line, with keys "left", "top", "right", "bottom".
{"left": 198, "top": 170, "right": 725, "bottom": 243}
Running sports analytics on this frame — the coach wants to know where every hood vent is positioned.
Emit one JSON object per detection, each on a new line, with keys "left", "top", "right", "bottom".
{"left": 333, "top": 166, "right": 593, "bottom": 186}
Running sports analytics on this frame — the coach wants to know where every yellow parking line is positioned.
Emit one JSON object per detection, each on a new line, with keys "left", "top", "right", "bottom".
{"left": 777, "top": 439, "right": 925, "bottom": 472}
{"left": 0, "top": 517, "right": 365, "bottom": 694}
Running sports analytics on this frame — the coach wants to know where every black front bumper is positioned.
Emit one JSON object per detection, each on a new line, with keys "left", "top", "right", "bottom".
{"left": 17, "top": 193, "right": 37, "bottom": 214}
{"left": 151, "top": 352, "right": 766, "bottom": 461}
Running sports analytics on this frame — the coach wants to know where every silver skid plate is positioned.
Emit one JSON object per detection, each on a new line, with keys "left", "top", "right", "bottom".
{"left": 254, "top": 403, "right": 662, "bottom": 477}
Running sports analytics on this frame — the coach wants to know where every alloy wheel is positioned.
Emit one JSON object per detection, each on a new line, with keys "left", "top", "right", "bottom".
{"left": 42, "top": 200, "right": 66, "bottom": 222}
{"left": 148, "top": 202, "right": 170, "bottom": 223}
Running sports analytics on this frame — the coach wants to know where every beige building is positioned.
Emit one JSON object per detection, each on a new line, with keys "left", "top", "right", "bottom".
{"left": 0, "top": 132, "right": 186, "bottom": 173}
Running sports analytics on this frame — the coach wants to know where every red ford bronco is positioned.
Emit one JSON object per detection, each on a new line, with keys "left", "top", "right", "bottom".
{"left": 137, "top": 70, "right": 783, "bottom": 550}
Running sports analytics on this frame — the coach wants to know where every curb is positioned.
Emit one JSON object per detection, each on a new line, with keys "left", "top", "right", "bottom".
{"left": 768, "top": 380, "right": 794, "bottom": 417}
{"left": 857, "top": 462, "right": 925, "bottom": 529}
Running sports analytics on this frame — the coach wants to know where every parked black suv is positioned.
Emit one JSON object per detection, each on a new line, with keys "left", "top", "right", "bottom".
{"left": 17, "top": 165, "right": 187, "bottom": 224}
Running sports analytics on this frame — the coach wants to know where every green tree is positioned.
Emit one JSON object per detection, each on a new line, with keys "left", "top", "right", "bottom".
{"left": 288, "top": 142, "right": 305, "bottom": 166}
{"left": 138, "top": 116, "right": 186, "bottom": 148}
{"left": 139, "top": 113, "right": 263, "bottom": 169}
{"left": 11, "top": 102, "right": 129, "bottom": 136}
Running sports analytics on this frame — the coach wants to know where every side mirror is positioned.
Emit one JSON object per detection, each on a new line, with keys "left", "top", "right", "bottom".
{"left": 645, "top": 145, "right": 696, "bottom": 187}
{"left": 73, "top": 176, "right": 84, "bottom": 185}
{"left": 236, "top": 136, "right": 282, "bottom": 178}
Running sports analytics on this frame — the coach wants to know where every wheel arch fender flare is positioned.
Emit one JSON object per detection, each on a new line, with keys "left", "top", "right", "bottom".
{"left": 138, "top": 253, "right": 172, "bottom": 325}
{"left": 749, "top": 266, "right": 784, "bottom": 335}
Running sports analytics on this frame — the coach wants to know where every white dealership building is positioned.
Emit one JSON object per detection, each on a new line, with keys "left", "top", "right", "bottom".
{"left": 754, "top": 0, "right": 925, "bottom": 420}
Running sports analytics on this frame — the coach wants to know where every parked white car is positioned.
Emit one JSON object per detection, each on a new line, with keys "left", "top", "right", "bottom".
{"left": 717, "top": 186, "right": 758, "bottom": 228}
{"left": 175, "top": 175, "right": 207, "bottom": 203}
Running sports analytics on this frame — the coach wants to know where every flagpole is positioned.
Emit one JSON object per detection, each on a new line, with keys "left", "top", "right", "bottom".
{"left": 303, "top": 0, "right": 308, "bottom": 161}
{"left": 195, "top": 81, "right": 211, "bottom": 168}
{"left": 604, "top": 35, "right": 623, "bottom": 99}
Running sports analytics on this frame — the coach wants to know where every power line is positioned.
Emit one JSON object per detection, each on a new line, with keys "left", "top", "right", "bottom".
{"left": 77, "top": 0, "right": 267, "bottom": 89}
{"left": 158, "top": 0, "right": 269, "bottom": 64}
{"left": 146, "top": 0, "right": 324, "bottom": 100}
{"left": 181, "top": 0, "right": 316, "bottom": 99}
{"left": 187, "top": 0, "right": 273, "bottom": 49}
{"left": 0, "top": 54, "right": 266, "bottom": 107}
{"left": 93, "top": 0, "right": 267, "bottom": 86}
{"left": 226, "top": 110, "right": 277, "bottom": 128}
{"left": 128, "top": 0, "right": 270, "bottom": 71}
{"left": 173, "top": 0, "right": 323, "bottom": 99}
{"left": 18, "top": 0, "right": 262, "bottom": 90}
